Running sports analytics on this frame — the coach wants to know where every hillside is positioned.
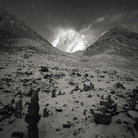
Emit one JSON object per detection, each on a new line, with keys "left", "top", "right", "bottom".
{"left": 84, "top": 27, "right": 138, "bottom": 59}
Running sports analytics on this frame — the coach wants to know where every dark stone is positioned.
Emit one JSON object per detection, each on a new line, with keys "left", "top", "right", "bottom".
{"left": 116, "top": 119, "right": 122, "bottom": 124}
{"left": 51, "top": 89, "right": 56, "bottom": 98}
{"left": 43, "top": 108, "right": 49, "bottom": 117}
{"left": 44, "top": 74, "right": 52, "bottom": 79}
{"left": 113, "top": 82, "right": 125, "bottom": 89}
{"left": 40, "top": 66, "right": 49, "bottom": 72}
{"left": 128, "top": 97, "right": 136, "bottom": 109}
{"left": 110, "top": 90, "right": 115, "bottom": 94}
{"left": 11, "top": 131, "right": 24, "bottom": 138}
{"left": 83, "top": 83, "right": 94, "bottom": 91}
{"left": 90, "top": 108, "right": 94, "bottom": 114}
{"left": 93, "top": 111, "right": 112, "bottom": 125}
{"left": 134, "top": 118, "right": 138, "bottom": 131}
{"left": 62, "top": 122, "right": 71, "bottom": 128}
{"left": 55, "top": 109, "right": 63, "bottom": 112}
{"left": 28, "top": 102, "right": 39, "bottom": 114}
{"left": 77, "top": 73, "right": 81, "bottom": 77}
{"left": 25, "top": 114, "right": 41, "bottom": 125}
{"left": 23, "top": 87, "right": 34, "bottom": 97}
{"left": 25, "top": 87, "right": 41, "bottom": 138}
{"left": 28, "top": 125, "right": 38, "bottom": 138}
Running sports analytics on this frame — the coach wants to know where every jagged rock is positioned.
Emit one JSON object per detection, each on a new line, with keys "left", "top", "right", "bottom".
{"left": 28, "top": 101, "right": 39, "bottom": 114}
{"left": 62, "top": 122, "right": 71, "bottom": 128}
{"left": 51, "top": 89, "right": 56, "bottom": 98}
{"left": 40, "top": 66, "right": 49, "bottom": 72}
{"left": 113, "top": 82, "right": 125, "bottom": 89}
{"left": 25, "top": 114, "right": 41, "bottom": 125}
{"left": 43, "top": 108, "right": 49, "bottom": 117}
{"left": 93, "top": 111, "right": 112, "bottom": 125}
{"left": 110, "top": 90, "right": 115, "bottom": 94}
{"left": 11, "top": 131, "right": 24, "bottom": 138}
{"left": 127, "top": 110, "right": 138, "bottom": 119}
{"left": 73, "top": 85, "right": 80, "bottom": 91}
{"left": 134, "top": 118, "right": 138, "bottom": 131}
{"left": 44, "top": 74, "right": 52, "bottom": 79}
{"left": 8, "top": 116, "right": 16, "bottom": 124}
{"left": 28, "top": 125, "right": 39, "bottom": 138}
{"left": 22, "top": 86, "right": 34, "bottom": 97}
{"left": 116, "top": 119, "right": 122, "bottom": 124}
{"left": 55, "top": 109, "right": 63, "bottom": 112}
{"left": 25, "top": 71, "right": 33, "bottom": 75}
{"left": 25, "top": 87, "right": 41, "bottom": 138}
{"left": 77, "top": 73, "right": 81, "bottom": 77}
{"left": 133, "top": 86, "right": 138, "bottom": 94}
{"left": 15, "top": 98, "right": 22, "bottom": 118}
{"left": 83, "top": 83, "right": 94, "bottom": 91}
{"left": 90, "top": 108, "right": 94, "bottom": 114}
{"left": 128, "top": 96, "right": 136, "bottom": 109}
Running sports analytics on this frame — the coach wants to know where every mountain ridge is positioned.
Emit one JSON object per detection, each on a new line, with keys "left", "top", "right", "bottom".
{"left": 84, "top": 26, "right": 138, "bottom": 59}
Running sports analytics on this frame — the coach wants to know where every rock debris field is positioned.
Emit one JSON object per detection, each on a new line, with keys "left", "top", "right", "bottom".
{"left": 0, "top": 53, "right": 138, "bottom": 138}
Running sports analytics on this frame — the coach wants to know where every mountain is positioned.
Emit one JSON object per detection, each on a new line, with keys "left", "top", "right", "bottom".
{"left": 53, "top": 30, "right": 88, "bottom": 53}
{"left": 0, "top": 8, "right": 63, "bottom": 55}
{"left": 84, "top": 26, "right": 138, "bottom": 59}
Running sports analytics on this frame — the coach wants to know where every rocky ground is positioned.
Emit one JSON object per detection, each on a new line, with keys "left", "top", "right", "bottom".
{"left": 0, "top": 51, "right": 138, "bottom": 138}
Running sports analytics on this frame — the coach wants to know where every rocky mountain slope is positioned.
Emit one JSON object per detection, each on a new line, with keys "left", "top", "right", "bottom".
{"left": 53, "top": 30, "right": 88, "bottom": 53}
{"left": 0, "top": 8, "right": 67, "bottom": 56}
{"left": 84, "top": 27, "right": 138, "bottom": 59}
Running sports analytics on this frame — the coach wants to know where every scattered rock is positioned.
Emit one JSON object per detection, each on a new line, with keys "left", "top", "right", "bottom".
{"left": 22, "top": 87, "right": 34, "bottom": 97}
{"left": 51, "top": 89, "right": 56, "bottom": 98}
{"left": 40, "top": 66, "right": 49, "bottom": 72}
{"left": 43, "top": 108, "right": 49, "bottom": 117}
{"left": 113, "top": 82, "right": 125, "bottom": 89}
{"left": 93, "top": 111, "right": 112, "bottom": 125}
{"left": 116, "top": 119, "right": 122, "bottom": 124}
{"left": 127, "top": 110, "right": 138, "bottom": 119}
{"left": 55, "top": 109, "right": 63, "bottom": 112}
{"left": 83, "top": 82, "right": 94, "bottom": 91}
{"left": 11, "top": 131, "right": 24, "bottom": 138}
{"left": 62, "top": 121, "right": 71, "bottom": 128}
{"left": 134, "top": 118, "right": 138, "bottom": 131}
{"left": 127, "top": 95, "right": 136, "bottom": 109}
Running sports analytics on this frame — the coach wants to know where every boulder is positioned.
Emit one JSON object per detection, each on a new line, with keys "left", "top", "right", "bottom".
{"left": 62, "top": 122, "right": 71, "bottom": 128}
{"left": 25, "top": 114, "right": 41, "bottom": 125}
{"left": 134, "top": 118, "right": 138, "bottom": 131}
{"left": 40, "top": 66, "right": 49, "bottom": 72}
{"left": 22, "top": 87, "right": 34, "bottom": 97}
{"left": 11, "top": 131, "right": 24, "bottom": 138}
{"left": 113, "top": 82, "right": 125, "bottom": 89}
{"left": 93, "top": 111, "right": 112, "bottom": 125}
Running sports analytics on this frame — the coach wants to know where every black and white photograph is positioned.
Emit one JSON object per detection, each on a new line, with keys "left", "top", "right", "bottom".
{"left": 0, "top": 0, "right": 138, "bottom": 138}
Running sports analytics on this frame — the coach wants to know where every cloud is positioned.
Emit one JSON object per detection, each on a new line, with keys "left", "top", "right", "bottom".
{"left": 128, "top": 10, "right": 138, "bottom": 19}
{"left": 94, "top": 17, "right": 105, "bottom": 23}
{"left": 110, "top": 11, "right": 127, "bottom": 22}
{"left": 79, "top": 24, "right": 97, "bottom": 44}
{"left": 79, "top": 24, "right": 93, "bottom": 34}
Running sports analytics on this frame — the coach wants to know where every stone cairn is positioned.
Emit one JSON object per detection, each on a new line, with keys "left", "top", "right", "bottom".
{"left": 25, "top": 87, "right": 41, "bottom": 138}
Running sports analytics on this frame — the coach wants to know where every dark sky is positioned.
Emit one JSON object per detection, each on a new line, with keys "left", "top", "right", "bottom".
{"left": 0, "top": 0, "right": 138, "bottom": 45}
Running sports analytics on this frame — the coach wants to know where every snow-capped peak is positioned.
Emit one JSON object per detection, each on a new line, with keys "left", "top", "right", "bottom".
{"left": 52, "top": 30, "right": 88, "bottom": 53}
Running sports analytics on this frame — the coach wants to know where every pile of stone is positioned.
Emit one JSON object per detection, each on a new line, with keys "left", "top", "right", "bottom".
{"left": 93, "top": 95, "right": 117, "bottom": 125}
{"left": 25, "top": 87, "right": 41, "bottom": 138}
{"left": 83, "top": 82, "right": 94, "bottom": 91}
